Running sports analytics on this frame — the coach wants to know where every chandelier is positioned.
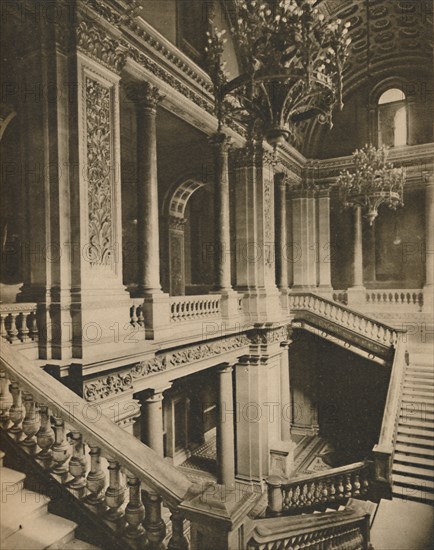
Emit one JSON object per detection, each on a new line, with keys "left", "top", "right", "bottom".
{"left": 205, "top": 0, "right": 352, "bottom": 147}
{"left": 336, "top": 145, "right": 405, "bottom": 225}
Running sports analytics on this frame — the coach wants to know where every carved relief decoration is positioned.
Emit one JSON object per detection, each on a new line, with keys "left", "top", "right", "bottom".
{"left": 85, "top": 77, "right": 114, "bottom": 266}
{"left": 84, "top": 333, "right": 251, "bottom": 401}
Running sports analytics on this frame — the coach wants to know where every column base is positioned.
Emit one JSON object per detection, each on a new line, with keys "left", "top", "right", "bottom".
{"left": 212, "top": 289, "right": 240, "bottom": 320}
{"left": 142, "top": 292, "right": 172, "bottom": 340}
{"left": 315, "top": 285, "right": 333, "bottom": 299}
{"left": 346, "top": 286, "right": 366, "bottom": 307}
{"left": 241, "top": 288, "right": 285, "bottom": 323}
{"left": 423, "top": 285, "right": 434, "bottom": 314}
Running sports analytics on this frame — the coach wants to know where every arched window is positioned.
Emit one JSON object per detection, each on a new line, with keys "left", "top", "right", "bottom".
{"left": 378, "top": 88, "right": 407, "bottom": 147}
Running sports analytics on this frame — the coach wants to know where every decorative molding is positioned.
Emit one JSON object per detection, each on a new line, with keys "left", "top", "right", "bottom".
{"left": 84, "top": 333, "right": 251, "bottom": 401}
{"left": 168, "top": 216, "right": 187, "bottom": 231}
{"left": 85, "top": 76, "right": 114, "bottom": 267}
{"left": 76, "top": 19, "right": 127, "bottom": 73}
{"left": 248, "top": 324, "right": 292, "bottom": 346}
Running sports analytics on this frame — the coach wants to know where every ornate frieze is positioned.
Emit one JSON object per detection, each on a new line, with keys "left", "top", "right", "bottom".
{"left": 76, "top": 20, "right": 127, "bottom": 73}
{"left": 84, "top": 333, "right": 251, "bottom": 401}
{"left": 248, "top": 324, "right": 292, "bottom": 346}
{"left": 85, "top": 77, "right": 114, "bottom": 266}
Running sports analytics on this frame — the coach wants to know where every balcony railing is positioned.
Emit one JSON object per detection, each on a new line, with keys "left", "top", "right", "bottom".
{"left": 0, "top": 303, "right": 38, "bottom": 343}
{"left": 266, "top": 461, "right": 372, "bottom": 516}
{"left": 169, "top": 295, "right": 221, "bottom": 323}
{"left": 248, "top": 508, "right": 371, "bottom": 550}
{"left": 366, "top": 289, "right": 423, "bottom": 309}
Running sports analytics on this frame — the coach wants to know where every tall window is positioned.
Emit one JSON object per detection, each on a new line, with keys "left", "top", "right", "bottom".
{"left": 378, "top": 88, "right": 407, "bottom": 147}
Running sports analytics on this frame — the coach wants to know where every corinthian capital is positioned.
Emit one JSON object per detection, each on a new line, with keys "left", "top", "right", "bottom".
{"left": 125, "top": 81, "right": 165, "bottom": 108}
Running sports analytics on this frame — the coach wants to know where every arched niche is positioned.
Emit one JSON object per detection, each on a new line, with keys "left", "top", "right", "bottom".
{"left": 164, "top": 178, "right": 214, "bottom": 296}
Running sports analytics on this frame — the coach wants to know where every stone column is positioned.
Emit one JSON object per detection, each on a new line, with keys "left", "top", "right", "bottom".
{"left": 211, "top": 134, "right": 238, "bottom": 318}
{"left": 279, "top": 341, "right": 292, "bottom": 441}
{"left": 128, "top": 82, "right": 164, "bottom": 295}
{"left": 276, "top": 174, "right": 288, "bottom": 294}
{"left": 316, "top": 188, "right": 332, "bottom": 296}
{"left": 143, "top": 389, "right": 166, "bottom": 456}
{"left": 424, "top": 173, "right": 434, "bottom": 310}
{"left": 211, "top": 134, "right": 232, "bottom": 291}
{"left": 347, "top": 205, "right": 366, "bottom": 305}
{"left": 292, "top": 189, "right": 317, "bottom": 290}
{"left": 126, "top": 81, "right": 170, "bottom": 338}
{"left": 217, "top": 364, "right": 235, "bottom": 489}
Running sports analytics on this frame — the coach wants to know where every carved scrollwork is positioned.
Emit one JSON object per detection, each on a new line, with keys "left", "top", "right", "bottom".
{"left": 85, "top": 77, "right": 114, "bottom": 267}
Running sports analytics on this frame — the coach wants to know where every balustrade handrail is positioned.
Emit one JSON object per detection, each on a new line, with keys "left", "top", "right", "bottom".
{"left": 289, "top": 292, "right": 406, "bottom": 340}
{"left": 375, "top": 336, "right": 408, "bottom": 457}
{"left": 280, "top": 460, "right": 368, "bottom": 488}
{"left": 169, "top": 294, "right": 222, "bottom": 304}
{"left": 0, "top": 343, "right": 194, "bottom": 509}
{"left": 249, "top": 509, "right": 370, "bottom": 549}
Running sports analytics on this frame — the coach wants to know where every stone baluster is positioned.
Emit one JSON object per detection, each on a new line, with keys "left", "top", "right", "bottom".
{"left": 105, "top": 458, "right": 126, "bottom": 525}
{"left": 353, "top": 472, "right": 361, "bottom": 496}
{"left": 29, "top": 311, "right": 38, "bottom": 340}
{"left": 0, "top": 370, "right": 12, "bottom": 428}
{"left": 51, "top": 417, "right": 72, "bottom": 480}
{"left": 167, "top": 509, "right": 188, "bottom": 550}
{"left": 85, "top": 445, "right": 107, "bottom": 510}
{"left": 8, "top": 381, "right": 24, "bottom": 438}
{"left": 18, "top": 312, "right": 30, "bottom": 341}
{"left": 0, "top": 314, "right": 7, "bottom": 339}
{"left": 68, "top": 431, "right": 87, "bottom": 499}
{"left": 143, "top": 490, "right": 166, "bottom": 549}
{"left": 124, "top": 473, "right": 146, "bottom": 545}
{"left": 36, "top": 404, "right": 55, "bottom": 464}
{"left": 336, "top": 476, "right": 344, "bottom": 500}
{"left": 328, "top": 479, "right": 336, "bottom": 502}
{"left": 7, "top": 313, "right": 19, "bottom": 342}
{"left": 20, "top": 392, "right": 39, "bottom": 452}
{"left": 344, "top": 474, "right": 352, "bottom": 498}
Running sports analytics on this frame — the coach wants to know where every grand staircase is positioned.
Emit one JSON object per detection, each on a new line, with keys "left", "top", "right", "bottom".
{"left": 393, "top": 343, "right": 434, "bottom": 504}
{"left": 0, "top": 451, "right": 99, "bottom": 550}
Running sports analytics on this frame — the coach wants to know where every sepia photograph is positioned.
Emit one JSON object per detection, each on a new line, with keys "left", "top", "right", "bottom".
{"left": 0, "top": 1, "right": 433, "bottom": 549}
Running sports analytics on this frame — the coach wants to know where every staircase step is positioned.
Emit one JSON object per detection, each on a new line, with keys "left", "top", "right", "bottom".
{"left": 402, "top": 396, "right": 434, "bottom": 408}
{"left": 399, "top": 409, "right": 434, "bottom": 422}
{"left": 397, "top": 426, "right": 434, "bottom": 439}
{"left": 407, "top": 365, "right": 434, "bottom": 373}
{"left": 392, "top": 487, "right": 434, "bottom": 505}
{"left": 405, "top": 372, "right": 434, "bottom": 382}
{"left": 395, "top": 443, "right": 434, "bottom": 457}
{"left": 392, "top": 463, "right": 434, "bottom": 480}
{"left": 1, "top": 513, "right": 77, "bottom": 550}
{"left": 394, "top": 453, "right": 434, "bottom": 468}
{"left": 393, "top": 473, "right": 434, "bottom": 492}
{"left": 1, "top": 487, "right": 49, "bottom": 541}
{"left": 396, "top": 434, "right": 434, "bottom": 449}
{"left": 398, "top": 418, "right": 434, "bottom": 430}
{"left": 0, "top": 467, "right": 26, "bottom": 492}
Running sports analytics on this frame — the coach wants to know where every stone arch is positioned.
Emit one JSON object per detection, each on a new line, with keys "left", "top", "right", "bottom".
{"left": 163, "top": 177, "right": 211, "bottom": 296}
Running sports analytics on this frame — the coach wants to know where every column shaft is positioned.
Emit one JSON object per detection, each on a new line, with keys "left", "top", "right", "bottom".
{"left": 425, "top": 177, "right": 434, "bottom": 288}
{"left": 217, "top": 365, "right": 235, "bottom": 488}
{"left": 276, "top": 176, "right": 288, "bottom": 290}
{"left": 144, "top": 391, "right": 164, "bottom": 456}
{"left": 353, "top": 206, "right": 364, "bottom": 287}
{"left": 212, "top": 134, "right": 232, "bottom": 290}
{"left": 131, "top": 83, "right": 164, "bottom": 295}
{"left": 317, "top": 190, "right": 332, "bottom": 291}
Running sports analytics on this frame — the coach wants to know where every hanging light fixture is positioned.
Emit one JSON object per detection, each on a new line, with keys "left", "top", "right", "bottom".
{"left": 205, "top": 0, "right": 352, "bottom": 147}
{"left": 336, "top": 144, "right": 405, "bottom": 225}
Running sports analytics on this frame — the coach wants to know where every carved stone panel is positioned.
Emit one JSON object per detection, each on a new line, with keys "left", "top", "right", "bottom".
{"left": 85, "top": 77, "right": 114, "bottom": 267}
